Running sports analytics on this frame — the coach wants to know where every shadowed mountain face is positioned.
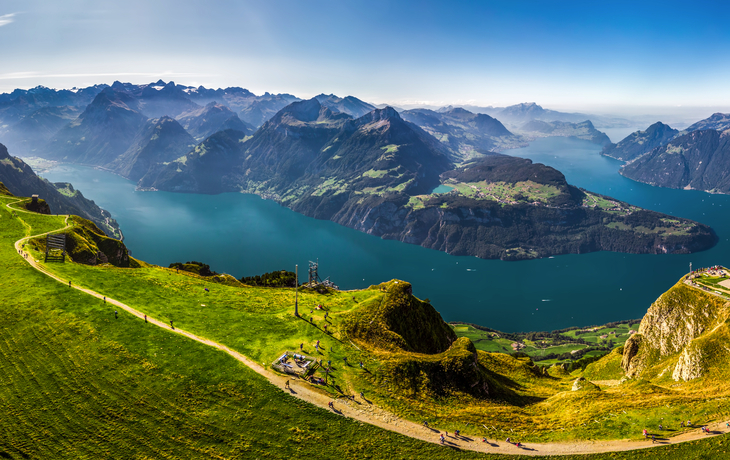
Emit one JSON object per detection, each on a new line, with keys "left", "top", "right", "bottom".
{"left": 176, "top": 102, "right": 255, "bottom": 141}
{"left": 519, "top": 120, "right": 611, "bottom": 146}
{"left": 43, "top": 88, "right": 148, "bottom": 165}
{"left": 0, "top": 142, "right": 120, "bottom": 237}
{"left": 602, "top": 122, "right": 679, "bottom": 162}
{"left": 401, "top": 107, "right": 522, "bottom": 163}
{"left": 621, "top": 129, "right": 730, "bottom": 193}
{"left": 110, "top": 116, "right": 196, "bottom": 182}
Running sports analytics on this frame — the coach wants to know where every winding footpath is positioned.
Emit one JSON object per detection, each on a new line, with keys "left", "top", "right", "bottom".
{"left": 7, "top": 198, "right": 730, "bottom": 457}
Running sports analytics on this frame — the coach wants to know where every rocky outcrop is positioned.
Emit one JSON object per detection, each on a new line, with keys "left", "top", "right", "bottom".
{"left": 571, "top": 377, "right": 600, "bottom": 392}
{"left": 622, "top": 280, "right": 729, "bottom": 379}
{"left": 621, "top": 333, "right": 642, "bottom": 374}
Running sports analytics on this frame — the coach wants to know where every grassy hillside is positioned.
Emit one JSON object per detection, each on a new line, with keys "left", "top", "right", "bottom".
{"left": 3, "top": 191, "right": 730, "bottom": 458}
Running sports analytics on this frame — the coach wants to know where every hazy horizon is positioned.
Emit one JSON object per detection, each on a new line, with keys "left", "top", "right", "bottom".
{"left": 1, "top": 0, "right": 729, "bottom": 121}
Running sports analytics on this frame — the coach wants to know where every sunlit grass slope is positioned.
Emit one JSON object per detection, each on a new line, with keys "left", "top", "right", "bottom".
{"left": 3, "top": 191, "right": 730, "bottom": 459}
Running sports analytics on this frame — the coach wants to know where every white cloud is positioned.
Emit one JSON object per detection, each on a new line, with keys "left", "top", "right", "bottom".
{"left": 0, "top": 13, "right": 16, "bottom": 27}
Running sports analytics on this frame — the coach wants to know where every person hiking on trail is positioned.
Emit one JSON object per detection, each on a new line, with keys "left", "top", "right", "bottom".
{"left": 68, "top": 281, "right": 71, "bottom": 287}
{"left": 114, "top": 311, "right": 118, "bottom": 319}
{"left": 103, "top": 296, "right": 106, "bottom": 303}
{"left": 439, "top": 434, "right": 444, "bottom": 444}
{"left": 642, "top": 429, "right": 647, "bottom": 438}
{"left": 516, "top": 442, "right": 522, "bottom": 448}
{"left": 144, "top": 314, "right": 147, "bottom": 323}
{"left": 651, "top": 434, "right": 656, "bottom": 443}
{"left": 359, "top": 361, "right": 363, "bottom": 369}
{"left": 482, "top": 437, "right": 487, "bottom": 443}
{"left": 328, "top": 401, "right": 334, "bottom": 409}
{"left": 505, "top": 437, "right": 510, "bottom": 443}
{"left": 359, "top": 391, "right": 364, "bottom": 399}
{"left": 300, "top": 343, "right": 303, "bottom": 352}
{"left": 324, "top": 325, "right": 328, "bottom": 332}
{"left": 170, "top": 320, "right": 174, "bottom": 329}
{"left": 659, "top": 424, "right": 663, "bottom": 431}
{"left": 285, "top": 380, "right": 290, "bottom": 389}
{"left": 680, "top": 421, "right": 684, "bottom": 428}
{"left": 726, "top": 421, "right": 729, "bottom": 429}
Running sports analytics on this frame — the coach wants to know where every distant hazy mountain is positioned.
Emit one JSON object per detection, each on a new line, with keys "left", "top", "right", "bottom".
{"left": 602, "top": 122, "right": 679, "bottom": 161}
{"left": 0, "top": 84, "right": 106, "bottom": 126}
{"left": 109, "top": 116, "right": 196, "bottom": 181}
{"left": 401, "top": 107, "right": 524, "bottom": 162}
{"left": 0, "top": 142, "right": 120, "bottom": 236}
{"left": 238, "top": 93, "right": 301, "bottom": 127}
{"left": 686, "top": 113, "right": 730, "bottom": 132}
{"left": 44, "top": 87, "right": 148, "bottom": 164}
{"left": 0, "top": 105, "right": 82, "bottom": 155}
{"left": 519, "top": 120, "right": 611, "bottom": 146}
{"left": 620, "top": 129, "right": 730, "bottom": 193}
{"left": 440, "top": 105, "right": 503, "bottom": 117}
{"left": 315, "top": 94, "right": 376, "bottom": 118}
{"left": 110, "top": 80, "right": 200, "bottom": 119}
{"left": 442, "top": 102, "right": 634, "bottom": 130}
{"left": 176, "top": 102, "right": 255, "bottom": 141}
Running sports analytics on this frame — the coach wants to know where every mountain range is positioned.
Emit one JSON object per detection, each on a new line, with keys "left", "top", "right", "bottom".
{"left": 0, "top": 81, "right": 718, "bottom": 259}
{"left": 140, "top": 98, "right": 714, "bottom": 260}
{"left": 444, "top": 102, "right": 636, "bottom": 130}
{"left": 598, "top": 112, "right": 730, "bottom": 194}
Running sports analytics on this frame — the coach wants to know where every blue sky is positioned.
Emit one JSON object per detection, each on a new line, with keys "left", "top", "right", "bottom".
{"left": 1, "top": 0, "right": 729, "bottom": 111}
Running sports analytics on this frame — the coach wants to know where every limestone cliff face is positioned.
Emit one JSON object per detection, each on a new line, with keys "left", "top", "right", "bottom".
{"left": 622, "top": 279, "right": 729, "bottom": 381}
{"left": 672, "top": 344, "right": 704, "bottom": 381}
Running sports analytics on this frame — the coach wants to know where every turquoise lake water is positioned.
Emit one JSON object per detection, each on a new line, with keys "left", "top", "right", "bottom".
{"left": 40, "top": 137, "right": 730, "bottom": 332}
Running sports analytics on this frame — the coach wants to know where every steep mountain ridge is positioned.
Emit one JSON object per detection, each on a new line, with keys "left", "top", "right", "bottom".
{"left": 110, "top": 116, "right": 196, "bottom": 181}
{"left": 44, "top": 87, "right": 148, "bottom": 165}
{"left": 620, "top": 129, "right": 730, "bottom": 193}
{"left": 602, "top": 122, "right": 679, "bottom": 161}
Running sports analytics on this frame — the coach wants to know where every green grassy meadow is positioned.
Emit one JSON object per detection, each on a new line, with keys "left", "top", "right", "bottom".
{"left": 3, "top": 193, "right": 730, "bottom": 458}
